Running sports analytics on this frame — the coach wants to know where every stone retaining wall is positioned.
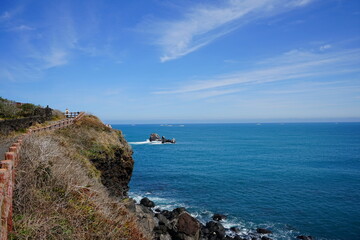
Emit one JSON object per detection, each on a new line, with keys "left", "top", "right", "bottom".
{"left": 0, "top": 116, "right": 48, "bottom": 135}
{"left": 0, "top": 112, "right": 85, "bottom": 239}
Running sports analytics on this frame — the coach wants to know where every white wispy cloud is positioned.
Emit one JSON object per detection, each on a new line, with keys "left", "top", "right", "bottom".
{"left": 0, "top": 1, "right": 127, "bottom": 82}
{"left": 147, "top": 0, "right": 314, "bottom": 62}
{"left": 153, "top": 48, "right": 360, "bottom": 96}
{"left": 0, "top": 61, "right": 43, "bottom": 83}
{"left": 320, "top": 44, "right": 332, "bottom": 51}
{"left": 0, "top": 4, "right": 81, "bottom": 80}
{"left": 0, "top": 6, "right": 24, "bottom": 22}
{"left": 10, "top": 24, "right": 34, "bottom": 31}
{"left": 182, "top": 88, "right": 246, "bottom": 100}
{"left": 103, "top": 88, "right": 122, "bottom": 96}
{"left": 0, "top": 11, "right": 11, "bottom": 21}
{"left": 42, "top": 49, "right": 69, "bottom": 69}
{"left": 292, "top": 0, "right": 313, "bottom": 6}
{"left": 0, "top": 68, "right": 14, "bottom": 82}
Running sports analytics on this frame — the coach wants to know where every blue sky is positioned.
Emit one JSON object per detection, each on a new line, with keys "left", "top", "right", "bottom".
{"left": 0, "top": 0, "right": 359, "bottom": 123}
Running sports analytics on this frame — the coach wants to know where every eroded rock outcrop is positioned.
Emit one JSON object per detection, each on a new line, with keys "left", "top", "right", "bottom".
{"left": 150, "top": 133, "right": 161, "bottom": 142}
{"left": 149, "top": 133, "right": 176, "bottom": 144}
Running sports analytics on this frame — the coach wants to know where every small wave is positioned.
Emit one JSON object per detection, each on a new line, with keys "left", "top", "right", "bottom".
{"left": 129, "top": 192, "right": 188, "bottom": 210}
{"left": 129, "top": 139, "right": 162, "bottom": 145}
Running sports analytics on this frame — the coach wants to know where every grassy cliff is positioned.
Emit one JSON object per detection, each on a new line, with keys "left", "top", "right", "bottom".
{"left": 12, "top": 115, "right": 149, "bottom": 240}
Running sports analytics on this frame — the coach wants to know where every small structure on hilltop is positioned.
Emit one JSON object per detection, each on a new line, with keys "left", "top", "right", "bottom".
{"left": 149, "top": 133, "right": 176, "bottom": 144}
{"left": 64, "top": 109, "right": 80, "bottom": 118}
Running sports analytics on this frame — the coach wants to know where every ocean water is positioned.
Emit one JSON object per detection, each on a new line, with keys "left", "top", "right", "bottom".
{"left": 113, "top": 123, "right": 360, "bottom": 240}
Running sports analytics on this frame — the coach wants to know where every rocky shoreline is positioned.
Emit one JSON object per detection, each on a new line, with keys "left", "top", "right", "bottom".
{"left": 126, "top": 197, "right": 313, "bottom": 240}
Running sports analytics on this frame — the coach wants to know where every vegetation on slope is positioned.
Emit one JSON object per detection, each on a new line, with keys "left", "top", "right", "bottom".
{"left": 0, "top": 97, "right": 64, "bottom": 121}
{"left": 0, "top": 97, "right": 40, "bottom": 120}
{"left": 12, "top": 115, "right": 148, "bottom": 240}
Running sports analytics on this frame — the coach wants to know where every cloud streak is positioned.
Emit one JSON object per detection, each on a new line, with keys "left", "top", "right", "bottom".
{"left": 153, "top": 48, "right": 360, "bottom": 96}
{"left": 147, "top": 0, "right": 314, "bottom": 62}
{"left": 10, "top": 24, "right": 34, "bottom": 31}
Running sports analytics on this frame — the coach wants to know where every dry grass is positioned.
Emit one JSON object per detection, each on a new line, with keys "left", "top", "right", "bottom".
{"left": 51, "top": 110, "right": 65, "bottom": 121}
{"left": 55, "top": 115, "right": 134, "bottom": 197}
{"left": 11, "top": 116, "right": 149, "bottom": 240}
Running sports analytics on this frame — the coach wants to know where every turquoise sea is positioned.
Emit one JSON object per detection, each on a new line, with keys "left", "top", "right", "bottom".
{"left": 113, "top": 123, "right": 360, "bottom": 240}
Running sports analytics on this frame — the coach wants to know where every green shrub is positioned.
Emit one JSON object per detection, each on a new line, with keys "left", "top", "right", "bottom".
{"left": 20, "top": 103, "right": 39, "bottom": 117}
{"left": 0, "top": 101, "right": 20, "bottom": 118}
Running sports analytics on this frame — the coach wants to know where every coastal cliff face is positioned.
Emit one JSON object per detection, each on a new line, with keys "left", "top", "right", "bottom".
{"left": 12, "top": 115, "right": 148, "bottom": 239}
{"left": 58, "top": 115, "right": 134, "bottom": 198}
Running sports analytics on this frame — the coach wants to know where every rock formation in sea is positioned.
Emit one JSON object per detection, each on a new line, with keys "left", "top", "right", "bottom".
{"left": 150, "top": 133, "right": 161, "bottom": 141}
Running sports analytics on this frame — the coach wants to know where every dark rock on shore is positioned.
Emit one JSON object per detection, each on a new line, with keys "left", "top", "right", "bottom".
{"left": 256, "top": 228, "right": 272, "bottom": 234}
{"left": 230, "top": 226, "right": 240, "bottom": 233}
{"left": 154, "top": 207, "right": 201, "bottom": 240}
{"left": 140, "top": 197, "right": 155, "bottom": 208}
{"left": 212, "top": 214, "right": 227, "bottom": 221}
{"left": 128, "top": 197, "right": 308, "bottom": 240}
{"left": 155, "top": 213, "right": 172, "bottom": 231}
{"left": 203, "top": 221, "right": 226, "bottom": 239}
{"left": 154, "top": 225, "right": 168, "bottom": 234}
{"left": 159, "top": 207, "right": 186, "bottom": 221}
{"left": 160, "top": 210, "right": 173, "bottom": 220}
{"left": 173, "top": 207, "right": 186, "bottom": 216}
{"left": 261, "top": 237, "right": 272, "bottom": 240}
{"left": 296, "top": 236, "right": 313, "bottom": 240}
{"left": 156, "top": 213, "right": 169, "bottom": 224}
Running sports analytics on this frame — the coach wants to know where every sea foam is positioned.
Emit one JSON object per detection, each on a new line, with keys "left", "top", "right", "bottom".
{"left": 129, "top": 139, "right": 162, "bottom": 145}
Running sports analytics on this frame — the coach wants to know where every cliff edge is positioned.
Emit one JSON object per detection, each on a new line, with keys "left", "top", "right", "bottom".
{"left": 12, "top": 114, "right": 148, "bottom": 239}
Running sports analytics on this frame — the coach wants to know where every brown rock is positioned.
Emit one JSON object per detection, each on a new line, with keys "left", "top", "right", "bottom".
{"left": 177, "top": 212, "right": 201, "bottom": 236}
